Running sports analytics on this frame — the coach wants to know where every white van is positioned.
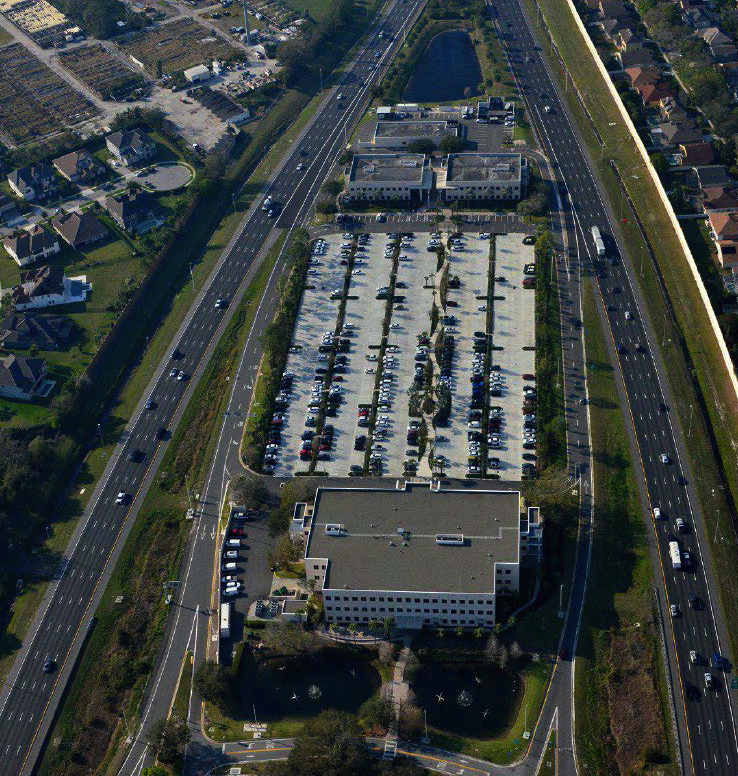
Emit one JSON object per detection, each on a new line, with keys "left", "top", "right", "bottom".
{"left": 226, "top": 538, "right": 241, "bottom": 547}
{"left": 222, "top": 562, "right": 237, "bottom": 572}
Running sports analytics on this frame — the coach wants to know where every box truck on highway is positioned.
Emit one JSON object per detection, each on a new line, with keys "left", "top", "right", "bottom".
{"left": 669, "top": 540, "right": 681, "bottom": 569}
{"left": 592, "top": 226, "right": 606, "bottom": 257}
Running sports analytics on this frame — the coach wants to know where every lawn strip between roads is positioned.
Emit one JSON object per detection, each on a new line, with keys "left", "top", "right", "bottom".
{"left": 575, "top": 281, "right": 678, "bottom": 773}
{"left": 36, "top": 241, "right": 279, "bottom": 776}
{"left": 523, "top": 0, "right": 738, "bottom": 665}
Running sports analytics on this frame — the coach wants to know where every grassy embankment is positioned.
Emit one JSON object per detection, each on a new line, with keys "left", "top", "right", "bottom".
{"left": 525, "top": 0, "right": 738, "bottom": 666}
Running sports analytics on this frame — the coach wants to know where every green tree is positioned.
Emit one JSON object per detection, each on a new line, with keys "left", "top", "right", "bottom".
{"left": 147, "top": 716, "right": 190, "bottom": 764}
{"left": 268, "top": 532, "right": 302, "bottom": 573}
{"left": 193, "top": 659, "right": 230, "bottom": 707}
{"left": 231, "top": 476, "right": 269, "bottom": 510}
{"left": 141, "top": 767, "right": 169, "bottom": 776}
{"left": 357, "top": 695, "right": 393, "bottom": 734}
{"left": 439, "top": 134, "right": 466, "bottom": 154}
{"left": 271, "top": 710, "right": 373, "bottom": 776}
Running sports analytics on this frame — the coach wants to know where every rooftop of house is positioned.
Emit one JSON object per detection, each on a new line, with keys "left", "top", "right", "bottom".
{"left": 445, "top": 153, "right": 522, "bottom": 183}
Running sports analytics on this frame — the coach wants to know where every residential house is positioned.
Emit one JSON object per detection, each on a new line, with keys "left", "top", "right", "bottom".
{"left": 0, "top": 354, "right": 47, "bottom": 401}
{"left": 7, "top": 163, "right": 58, "bottom": 202}
{"left": 52, "top": 210, "right": 108, "bottom": 249}
{"left": 659, "top": 95, "right": 687, "bottom": 122}
{"left": 680, "top": 141, "right": 714, "bottom": 166}
{"left": 716, "top": 241, "right": 738, "bottom": 268}
{"left": 685, "top": 8, "right": 711, "bottom": 29}
{"left": 701, "top": 186, "right": 738, "bottom": 212}
{"left": 624, "top": 66, "right": 662, "bottom": 88}
{"left": 599, "top": 0, "right": 631, "bottom": 21}
{"left": 695, "top": 164, "right": 732, "bottom": 189}
{"left": 52, "top": 149, "right": 105, "bottom": 185}
{"left": 615, "top": 28, "right": 642, "bottom": 51}
{"left": 619, "top": 43, "right": 657, "bottom": 69}
{"left": 2, "top": 225, "right": 60, "bottom": 267}
{"left": 697, "top": 27, "right": 738, "bottom": 62}
{"left": 635, "top": 82, "right": 676, "bottom": 108}
{"left": 104, "top": 189, "right": 160, "bottom": 233}
{"left": 105, "top": 128, "right": 157, "bottom": 166}
{"left": 5, "top": 264, "right": 89, "bottom": 311}
{"left": 708, "top": 211, "right": 738, "bottom": 241}
{"left": 602, "top": 17, "right": 625, "bottom": 39}
{"left": 658, "top": 121, "right": 703, "bottom": 146}
{"left": 0, "top": 313, "right": 75, "bottom": 350}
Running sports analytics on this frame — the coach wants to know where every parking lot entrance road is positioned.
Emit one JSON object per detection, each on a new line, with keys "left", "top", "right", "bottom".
{"left": 322, "top": 233, "right": 394, "bottom": 476}
{"left": 273, "top": 235, "right": 346, "bottom": 477}
{"left": 382, "top": 233, "right": 437, "bottom": 475}
{"left": 433, "top": 233, "right": 491, "bottom": 478}
{"left": 490, "top": 233, "right": 536, "bottom": 477}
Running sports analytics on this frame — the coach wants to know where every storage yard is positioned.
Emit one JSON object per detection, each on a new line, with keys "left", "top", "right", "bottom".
{"left": 0, "top": 43, "right": 98, "bottom": 144}
{"left": 0, "top": 0, "right": 72, "bottom": 48}
{"left": 119, "top": 18, "right": 243, "bottom": 76}
{"left": 59, "top": 45, "right": 148, "bottom": 101}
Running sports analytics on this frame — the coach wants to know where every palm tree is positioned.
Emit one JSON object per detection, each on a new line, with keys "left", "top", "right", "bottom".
{"left": 474, "top": 627, "right": 484, "bottom": 639}
{"left": 347, "top": 622, "right": 357, "bottom": 640}
{"left": 328, "top": 622, "right": 337, "bottom": 636}
{"left": 455, "top": 626, "right": 464, "bottom": 638}
{"left": 368, "top": 618, "right": 380, "bottom": 632}
{"left": 436, "top": 627, "right": 445, "bottom": 639}
{"left": 382, "top": 617, "right": 395, "bottom": 640}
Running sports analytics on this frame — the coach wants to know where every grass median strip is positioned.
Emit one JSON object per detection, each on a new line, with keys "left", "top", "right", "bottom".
{"left": 39, "top": 240, "right": 279, "bottom": 776}
{"left": 523, "top": 0, "right": 738, "bottom": 664}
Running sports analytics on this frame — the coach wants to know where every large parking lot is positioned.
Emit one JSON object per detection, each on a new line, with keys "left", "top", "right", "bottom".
{"left": 266, "top": 224, "right": 539, "bottom": 481}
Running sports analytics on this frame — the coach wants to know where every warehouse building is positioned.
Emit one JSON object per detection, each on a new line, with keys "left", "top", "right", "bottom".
{"left": 345, "top": 153, "right": 432, "bottom": 203}
{"left": 438, "top": 153, "right": 527, "bottom": 201}
{"left": 372, "top": 120, "right": 457, "bottom": 149}
{"left": 184, "top": 64, "right": 212, "bottom": 83}
{"left": 304, "top": 483, "right": 541, "bottom": 630}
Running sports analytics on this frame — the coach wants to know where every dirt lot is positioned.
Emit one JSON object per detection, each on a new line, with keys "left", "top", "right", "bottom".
{"left": 119, "top": 17, "right": 244, "bottom": 76}
{"left": 0, "top": 43, "right": 98, "bottom": 144}
{"left": 58, "top": 44, "right": 147, "bottom": 101}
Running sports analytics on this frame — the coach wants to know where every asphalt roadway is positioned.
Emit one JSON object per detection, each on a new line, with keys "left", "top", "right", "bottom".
{"left": 0, "top": 1, "right": 427, "bottom": 773}
{"left": 493, "top": 0, "right": 738, "bottom": 773}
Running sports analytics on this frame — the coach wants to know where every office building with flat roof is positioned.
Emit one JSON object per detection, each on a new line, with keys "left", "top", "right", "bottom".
{"left": 346, "top": 153, "right": 433, "bottom": 203}
{"left": 373, "top": 120, "right": 456, "bottom": 149}
{"left": 304, "top": 482, "right": 539, "bottom": 630}
{"left": 438, "top": 152, "right": 527, "bottom": 201}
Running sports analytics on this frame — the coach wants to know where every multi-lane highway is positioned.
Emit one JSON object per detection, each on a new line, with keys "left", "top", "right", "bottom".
{"left": 0, "top": 2, "right": 426, "bottom": 773}
{"left": 491, "top": 0, "right": 738, "bottom": 772}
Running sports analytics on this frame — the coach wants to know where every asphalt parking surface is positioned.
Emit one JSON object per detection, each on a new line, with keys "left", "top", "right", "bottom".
{"left": 491, "top": 233, "right": 536, "bottom": 476}
{"left": 433, "top": 233, "right": 491, "bottom": 477}
{"left": 273, "top": 234, "right": 346, "bottom": 476}
{"left": 322, "top": 233, "right": 391, "bottom": 476}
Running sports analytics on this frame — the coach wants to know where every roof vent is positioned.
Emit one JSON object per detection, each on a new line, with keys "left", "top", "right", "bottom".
{"left": 436, "top": 534, "right": 464, "bottom": 545}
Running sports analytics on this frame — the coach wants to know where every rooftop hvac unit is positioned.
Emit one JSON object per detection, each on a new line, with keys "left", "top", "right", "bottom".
{"left": 436, "top": 534, "right": 464, "bottom": 545}
{"left": 325, "top": 523, "right": 345, "bottom": 536}
{"left": 401, "top": 160, "right": 418, "bottom": 167}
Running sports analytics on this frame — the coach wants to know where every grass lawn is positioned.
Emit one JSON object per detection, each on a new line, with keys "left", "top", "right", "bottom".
{"left": 171, "top": 650, "right": 194, "bottom": 721}
{"left": 575, "top": 281, "right": 678, "bottom": 775}
{"left": 525, "top": 0, "right": 738, "bottom": 669}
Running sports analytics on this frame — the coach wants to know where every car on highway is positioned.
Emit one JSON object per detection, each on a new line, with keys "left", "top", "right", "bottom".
{"left": 660, "top": 453, "right": 671, "bottom": 464}
{"left": 704, "top": 672, "right": 714, "bottom": 690}
{"left": 669, "top": 603, "right": 680, "bottom": 617}
{"left": 215, "top": 298, "right": 227, "bottom": 309}
{"left": 145, "top": 398, "right": 156, "bottom": 410}
{"left": 115, "top": 491, "right": 128, "bottom": 505}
